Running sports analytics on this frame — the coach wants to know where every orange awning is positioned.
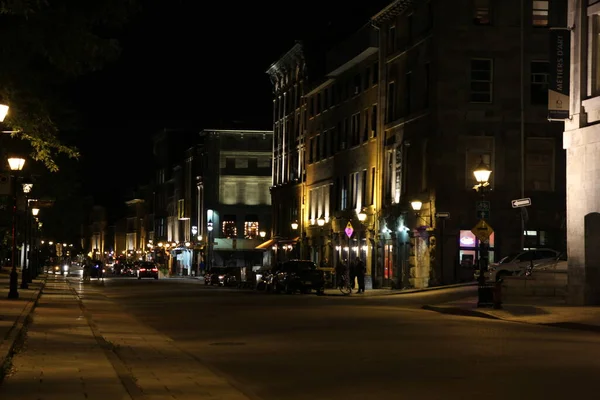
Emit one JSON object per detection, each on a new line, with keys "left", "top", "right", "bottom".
{"left": 255, "top": 239, "right": 276, "bottom": 250}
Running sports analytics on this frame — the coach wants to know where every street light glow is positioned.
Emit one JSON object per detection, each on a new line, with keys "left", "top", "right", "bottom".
{"left": 291, "top": 221, "right": 299, "bottom": 230}
{"left": 317, "top": 216, "right": 325, "bottom": 227}
{"left": 259, "top": 230, "right": 266, "bottom": 238}
{"left": 7, "top": 157, "right": 25, "bottom": 171}
{"left": 473, "top": 158, "right": 492, "bottom": 184}
{"left": 357, "top": 210, "right": 367, "bottom": 222}
{"left": 31, "top": 208, "right": 40, "bottom": 216}
{"left": 0, "top": 104, "right": 8, "bottom": 122}
{"left": 411, "top": 201, "right": 423, "bottom": 211}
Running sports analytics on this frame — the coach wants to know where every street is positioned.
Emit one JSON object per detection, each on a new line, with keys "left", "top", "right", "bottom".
{"left": 55, "top": 277, "right": 600, "bottom": 400}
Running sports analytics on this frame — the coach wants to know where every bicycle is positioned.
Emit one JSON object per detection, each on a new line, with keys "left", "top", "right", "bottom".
{"left": 338, "top": 273, "right": 352, "bottom": 295}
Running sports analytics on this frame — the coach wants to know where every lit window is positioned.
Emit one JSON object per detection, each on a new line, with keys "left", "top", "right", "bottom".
{"left": 222, "top": 220, "right": 237, "bottom": 238}
{"left": 473, "top": 0, "right": 491, "bottom": 25}
{"left": 244, "top": 221, "right": 259, "bottom": 239}
{"left": 532, "top": 1, "right": 549, "bottom": 27}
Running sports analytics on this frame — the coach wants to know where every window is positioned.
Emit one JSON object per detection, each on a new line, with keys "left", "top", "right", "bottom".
{"left": 473, "top": 0, "right": 491, "bottom": 25}
{"left": 386, "top": 82, "right": 396, "bottom": 122}
{"left": 244, "top": 221, "right": 259, "bottom": 239}
{"left": 424, "top": 63, "right": 430, "bottom": 108}
{"left": 470, "top": 59, "right": 493, "bottom": 103}
{"left": 405, "top": 71, "right": 412, "bottom": 114}
{"left": 354, "top": 74, "right": 361, "bottom": 95}
{"left": 364, "top": 67, "right": 370, "bottom": 91}
{"left": 407, "top": 14, "right": 413, "bottom": 44}
{"left": 465, "top": 136, "right": 494, "bottom": 189}
{"left": 363, "top": 109, "right": 369, "bottom": 142}
{"left": 371, "top": 105, "right": 377, "bottom": 137}
{"left": 351, "top": 113, "right": 360, "bottom": 147}
{"left": 350, "top": 172, "right": 359, "bottom": 208}
{"left": 532, "top": 1, "right": 549, "bottom": 27}
{"left": 235, "top": 158, "right": 248, "bottom": 168}
{"left": 387, "top": 26, "right": 396, "bottom": 53}
{"left": 341, "top": 176, "right": 348, "bottom": 210}
{"left": 526, "top": 138, "right": 555, "bottom": 191}
{"left": 531, "top": 61, "right": 549, "bottom": 104}
{"left": 315, "top": 134, "right": 321, "bottom": 161}
{"left": 370, "top": 167, "right": 376, "bottom": 206}
{"left": 308, "top": 138, "right": 314, "bottom": 163}
{"left": 361, "top": 169, "right": 367, "bottom": 208}
{"left": 222, "top": 217, "right": 237, "bottom": 238}
{"left": 316, "top": 92, "right": 322, "bottom": 114}
{"left": 177, "top": 199, "right": 185, "bottom": 219}
{"left": 373, "top": 62, "right": 379, "bottom": 85}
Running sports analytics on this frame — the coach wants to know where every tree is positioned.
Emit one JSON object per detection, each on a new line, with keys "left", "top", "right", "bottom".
{"left": 0, "top": 0, "right": 138, "bottom": 171}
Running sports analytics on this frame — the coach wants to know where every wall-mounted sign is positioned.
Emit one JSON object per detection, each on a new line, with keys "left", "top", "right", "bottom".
{"left": 345, "top": 222, "right": 354, "bottom": 238}
{"left": 548, "top": 28, "right": 571, "bottom": 120}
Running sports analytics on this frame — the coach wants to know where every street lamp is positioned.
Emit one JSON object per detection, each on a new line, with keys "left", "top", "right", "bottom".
{"left": 7, "top": 156, "right": 25, "bottom": 299}
{"left": 291, "top": 221, "right": 299, "bottom": 230}
{"left": 259, "top": 230, "right": 266, "bottom": 239}
{"left": 473, "top": 159, "right": 492, "bottom": 185}
{"left": 31, "top": 207, "right": 40, "bottom": 216}
{"left": 410, "top": 201, "right": 423, "bottom": 211}
{"left": 473, "top": 158, "right": 493, "bottom": 306}
{"left": 0, "top": 104, "right": 9, "bottom": 122}
{"left": 317, "top": 216, "right": 325, "bottom": 227}
{"left": 20, "top": 183, "right": 33, "bottom": 289}
{"left": 207, "top": 220, "right": 213, "bottom": 271}
{"left": 357, "top": 210, "right": 367, "bottom": 222}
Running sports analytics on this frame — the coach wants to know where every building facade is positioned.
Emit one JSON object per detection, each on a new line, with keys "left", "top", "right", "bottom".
{"left": 302, "top": 24, "right": 380, "bottom": 288}
{"left": 564, "top": 0, "right": 600, "bottom": 304}
{"left": 268, "top": 0, "right": 566, "bottom": 290}
{"left": 198, "top": 129, "right": 273, "bottom": 273}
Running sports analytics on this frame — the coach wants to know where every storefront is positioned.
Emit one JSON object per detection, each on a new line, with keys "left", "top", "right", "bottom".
{"left": 458, "top": 230, "right": 495, "bottom": 281}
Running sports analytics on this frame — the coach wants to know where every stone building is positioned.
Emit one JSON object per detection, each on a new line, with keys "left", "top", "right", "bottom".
{"left": 372, "top": 0, "right": 565, "bottom": 288}
{"left": 267, "top": 0, "right": 566, "bottom": 290}
{"left": 302, "top": 24, "right": 379, "bottom": 288}
{"left": 564, "top": 0, "right": 600, "bottom": 304}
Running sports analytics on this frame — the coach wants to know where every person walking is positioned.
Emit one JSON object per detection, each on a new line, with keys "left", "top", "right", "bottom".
{"left": 355, "top": 256, "right": 366, "bottom": 293}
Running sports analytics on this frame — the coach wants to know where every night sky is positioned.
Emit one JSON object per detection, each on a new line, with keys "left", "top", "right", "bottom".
{"left": 71, "top": 1, "right": 392, "bottom": 219}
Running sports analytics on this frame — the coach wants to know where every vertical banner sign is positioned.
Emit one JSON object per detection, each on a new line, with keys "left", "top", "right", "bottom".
{"left": 548, "top": 28, "right": 571, "bottom": 120}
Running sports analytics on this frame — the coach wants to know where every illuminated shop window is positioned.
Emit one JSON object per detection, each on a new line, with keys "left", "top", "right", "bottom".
{"left": 222, "top": 217, "right": 237, "bottom": 238}
{"left": 244, "top": 221, "right": 259, "bottom": 239}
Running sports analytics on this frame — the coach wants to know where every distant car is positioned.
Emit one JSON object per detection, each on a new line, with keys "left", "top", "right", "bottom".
{"left": 137, "top": 262, "right": 159, "bottom": 280}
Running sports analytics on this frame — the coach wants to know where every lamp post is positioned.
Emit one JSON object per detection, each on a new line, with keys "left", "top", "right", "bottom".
{"left": 207, "top": 220, "right": 213, "bottom": 271}
{"left": 357, "top": 210, "right": 367, "bottom": 261}
{"left": 473, "top": 158, "right": 492, "bottom": 291}
{"left": 7, "top": 157, "right": 25, "bottom": 299}
{"left": 30, "top": 207, "right": 39, "bottom": 279}
{"left": 317, "top": 215, "right": 325, "bottom": 264}
{"left": 290, "top": 221, "right": 298, "bottom": 258}
{"left": 20, "top": 183, "right": 33, "bottom": 289}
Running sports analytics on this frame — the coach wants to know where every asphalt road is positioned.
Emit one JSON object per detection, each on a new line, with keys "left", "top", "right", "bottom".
{"left": 73, "top": 277, "right": 600, "bottom": 400}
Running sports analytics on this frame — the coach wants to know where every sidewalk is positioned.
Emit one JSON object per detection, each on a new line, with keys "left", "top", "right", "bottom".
{"left": 422, "top": 295, "right": 600, "bottom": 332}
{"left": 323, "top": 281, "right": 477, "bottom": 297}
{"left": 0, "top": 276, "right": 131, "bottom": 399}
{"left": 0, "top": 271, "right": 45, "bottom": 380}
{"left": 1, "top": 274, "right": 255, "bottom": 399}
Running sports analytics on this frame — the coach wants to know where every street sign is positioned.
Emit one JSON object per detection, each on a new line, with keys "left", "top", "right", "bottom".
{"left": 471, "top": 219, "right": 494, "bottom": 243}
{"left": 435, "top": 212, "right": 450, "bottom": 219}
{"left": 511, "top": 198, "right": 531, "bottom": 208}
{"left": 345, "top": 222, "right": 354, "bottom": 238}
{"left": 477, "top": 210, "right": 490, "bottom": 220}
{"left": 476, "top": 201, "right": 490, "bottom": 212}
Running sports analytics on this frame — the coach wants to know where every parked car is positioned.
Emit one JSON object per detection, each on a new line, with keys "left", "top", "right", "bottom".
{"left": 271, "top": 260, "right": 325, "bottom": 295}
{"left": 204, "top": 267, "right": 237, "bottom": 286}
{"left": 476, "top": 248, "right": 560, "bottom": 281}
{"left": 137, "top": 262, "right": 159, "bottom": 279}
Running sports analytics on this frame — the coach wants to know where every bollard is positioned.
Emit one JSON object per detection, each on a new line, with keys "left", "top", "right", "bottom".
{"left": 493, "top": 279, "right": 503, "bottom": 309}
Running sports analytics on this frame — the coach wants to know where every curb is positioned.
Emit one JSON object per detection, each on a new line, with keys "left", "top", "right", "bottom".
{"left": 0, "top": 275, "right": 47, "bottom": 382}
{"left": 421, "top": 304, "right": 501, "bottom": 320}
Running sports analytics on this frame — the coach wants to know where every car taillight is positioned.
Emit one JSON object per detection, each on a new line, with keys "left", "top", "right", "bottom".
{"left": 152, "top": 268, "right": 158, "bottom": 272}
{"left": 140, "top": 268, "right": 146, "bottom": 272}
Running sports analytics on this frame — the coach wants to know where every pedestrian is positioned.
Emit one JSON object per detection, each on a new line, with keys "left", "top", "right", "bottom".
{"left": 349, "top": 259, "right": 356, "bottom": 289}
{"left": 355, "top": 257, "right": 366, "bottom": 293}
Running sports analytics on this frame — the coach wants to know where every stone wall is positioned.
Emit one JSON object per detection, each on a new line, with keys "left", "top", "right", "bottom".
{"left": 501, "top": 271, "right": 567, "bottom": 301}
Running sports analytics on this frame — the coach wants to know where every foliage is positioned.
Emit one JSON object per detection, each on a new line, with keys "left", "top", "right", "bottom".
{"left": 0, "top": 0, "right": 138, "bottom": 171}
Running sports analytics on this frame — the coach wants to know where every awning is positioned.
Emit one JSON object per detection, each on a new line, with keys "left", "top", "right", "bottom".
{"left": 255, "top": 239, "right": 276, "bottom": 250}
{"left": 255, "top": 237, "right": 300, "bottom": 250}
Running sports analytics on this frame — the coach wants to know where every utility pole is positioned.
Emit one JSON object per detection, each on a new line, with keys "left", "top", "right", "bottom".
{"left": 520, "top": 0, "right": 526, "bottom": 251}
